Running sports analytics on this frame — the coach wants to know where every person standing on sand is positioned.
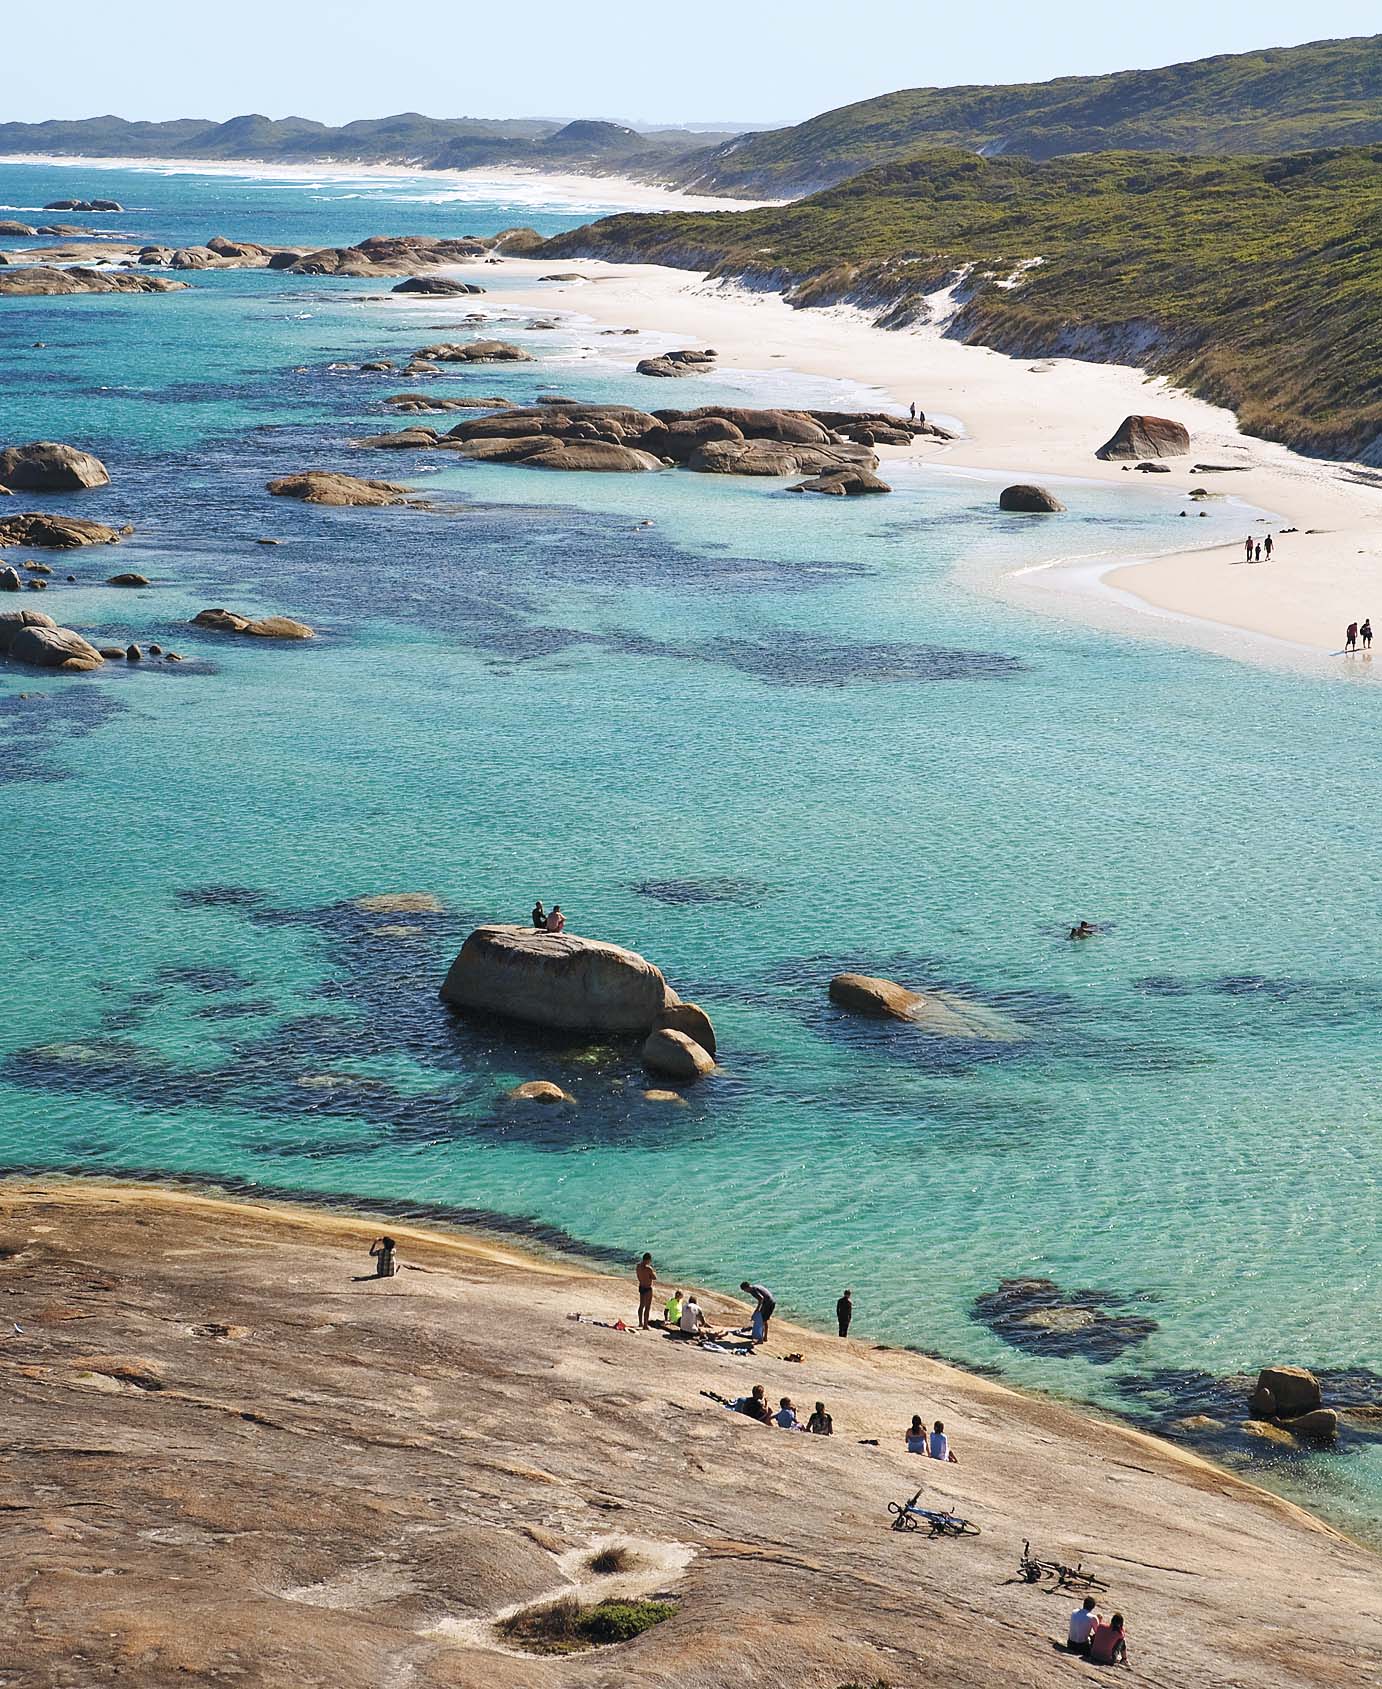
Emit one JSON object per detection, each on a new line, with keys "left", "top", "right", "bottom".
{"left": 635, "top": 1252, "right": 657, "bottom": 1328}
{"left": 1362, "top": 618, "right": 1373, "bottom": 650}
{"left": 1347, "top": 621, "right": 1359, "bottom": 652}
{"left": 1244, "top": 534, "right": 1254, "bottom": 562}
{"left": 909, "top": 401, "right": 916, "bottom": 421}
{"left": 1255, "top": 541, "right": 1263, "bottom": 562}
{"left": 1264, "top": 533, "right": 1274, "bottom": 559}
{"left": 836, "top": 1288, "right": 853, "bottom": 1338}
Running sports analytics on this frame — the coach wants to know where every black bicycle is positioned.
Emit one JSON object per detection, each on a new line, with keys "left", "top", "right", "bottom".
{"left": 888, "top": 1491, "right": 981, "bottom": 1538}
{"left": 1018, "top": 1539, "right": 1107, "bottom": 1592}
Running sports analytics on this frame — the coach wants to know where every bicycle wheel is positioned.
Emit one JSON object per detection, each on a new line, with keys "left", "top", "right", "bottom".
{"left": 942, "top": 1518, "right": 980, "bottom": 1537}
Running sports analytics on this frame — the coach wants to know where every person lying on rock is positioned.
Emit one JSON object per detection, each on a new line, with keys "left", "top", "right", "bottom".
{"left": 1087, "top": 1613, "right": 1129, "bottom": 1667}
{"left": 531, "top": 899, "right": 547, "bottom": 930}
{"left": 368, "top": 1236, "right": 398, "bottom": 1278}
{"left": 731, "top": 1384, "right": 774, "bottom": 1425}
{"left": 806, "top": 1401, "right": 833, "bottom": 1435}
{"left": 546, "top": 904, "right": 566, "bottom": 934}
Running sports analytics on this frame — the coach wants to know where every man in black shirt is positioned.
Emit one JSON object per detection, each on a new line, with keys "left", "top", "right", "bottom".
{"left": 836, "top": 1287, "right": 853, "bottom": 1338}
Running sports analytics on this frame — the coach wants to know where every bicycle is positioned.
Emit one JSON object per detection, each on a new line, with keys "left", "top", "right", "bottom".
{"left": 888, "top": 1491, "right": 981, "bottom": 1538}
{"left": 1018, "top": 1539, "right": 1108, "bottom": 1592}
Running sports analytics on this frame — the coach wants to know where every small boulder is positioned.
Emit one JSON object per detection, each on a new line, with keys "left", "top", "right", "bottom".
{"left": 1242, "top": 1419, "right": 1297, "bottom": 1448}
{"left": 192, "top": 608, "right": 250, "bottom": 633}
{"left": 999, "top": 484, "right": 1066, "bottom": 513}
{"left": 0, "top": 513, "right": 128, "bottom": 548}
{"left": 1253, "top": 1366, "right": 1322, "bottom": 1419}
{"left": 1278, "top": 1408, "right": 1338, "bottom": 1441}
{"left": 10, "top": 622, "right": 104, "bottom": 670}
{"left": 392, "top": 276, "right": 484, "bottom": 295}
{"left": 0, "top": 566, "right": 21, "bottom": 592}
{"left": 1095, "top": 415, "right": 1190, "bottom": 461}
{"left": 107, "top": 572, "right": 150, "bottom": 587}
{"left": 0, "top": 608, "right": 57, "bottom": 651}
{"left": 828, "top": 973, "right": 924, "bottom": 1020}
{"left": 266, "top": 472, "right": 410, "bottom": 506}
{"left": 414, "top": 340, "right": 532, "bottom": 363}
{"left": 791, "top": 468, "right": 891, "bottom": 496}
{"left": 505, "top": 1081, "right": 576, "bottom": 1105}
{"left": 0, "top": 441, "right": 111, "bottom": 492}
{"left": 125, "top": 643, "right": 142, "bottom": 661}
{"left": 636, "top": 349, "right": 717, "bottom": 377}
{"left": 244, "top": 616, "right": 314, "bottom": 640}
{"left": 643, "top": 1026, "right": 715, "bottom": 1080}
{"left": 653, "top": 1002, "right": 717, "bottom": 1057}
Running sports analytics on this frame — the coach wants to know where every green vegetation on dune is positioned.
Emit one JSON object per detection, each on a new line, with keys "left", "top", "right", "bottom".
{"left": 541, "top": 146, "right": 1382, "bottom": 462}
{"left": 674, "top": 34, "right": 1382, "bottom": 196}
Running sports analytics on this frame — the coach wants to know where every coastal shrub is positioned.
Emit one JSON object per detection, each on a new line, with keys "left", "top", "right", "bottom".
{"left": 498, "top": 1594, "right": 674, "bottom": 1653}
{"left": 588, "top": 1544, "right": 633, "bottom": 1574}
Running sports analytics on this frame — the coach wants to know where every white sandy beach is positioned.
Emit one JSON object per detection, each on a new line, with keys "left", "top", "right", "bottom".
{"left": 434, "top": 255, "right": 1382, "bottom": 666}
{"left": 0, "top": 152, "right": 761, "bottom": 211}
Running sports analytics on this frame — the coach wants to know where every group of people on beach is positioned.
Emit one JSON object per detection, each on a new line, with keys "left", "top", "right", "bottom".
{"left": 530, "top": 899, "right": 565, "bottom": 933}
{"left": 1345, "top": 619, "right": 1373, "bottom": 652}
{"left": 1243, "top": 532, "right": 1275, "bottom": 564}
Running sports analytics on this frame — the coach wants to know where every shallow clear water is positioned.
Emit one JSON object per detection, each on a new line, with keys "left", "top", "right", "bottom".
{"left": 2, "top": 161, "right": 1379, "bottom": 1541}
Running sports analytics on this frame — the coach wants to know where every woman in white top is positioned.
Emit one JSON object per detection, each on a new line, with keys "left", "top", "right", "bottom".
{"left": 929, "top": 1420, "right": 958, "bottom": 1463}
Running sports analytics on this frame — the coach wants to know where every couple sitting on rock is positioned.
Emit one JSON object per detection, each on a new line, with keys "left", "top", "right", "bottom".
{"left": 531, "top": 900, "right": 565, "bottom": 934}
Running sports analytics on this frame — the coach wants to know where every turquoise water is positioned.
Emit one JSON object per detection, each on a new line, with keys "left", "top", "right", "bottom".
{"left": 3, "top": 161, "right": 1379, "bottom": 1540}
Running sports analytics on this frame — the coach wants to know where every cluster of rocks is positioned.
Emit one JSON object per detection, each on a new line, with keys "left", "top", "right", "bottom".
{"left": 412, "top": 339, "right": 533, "bottom": 364}
{"left": 0, "top": 608, "right": 105, "bottom": 671}
{"left": 1245, "top": 1365, "right": 1338, "bottom": 1443}
{"left": 43, "top": 199, "right": 124, "bottom": 212}
{"left": 0, "top": 267, "right": 189, "bottom": 297}
{"left": 0, "top": 513, "right": 129, "bottom": 548}
{"left": 636, "top": 347, "right": 717, "bottom": 378}
{"left": 441, "top": 925, "right": 718, "bottom": 1084}
{"left": 351, "top": 401, "right": 943, "bottom": 491}
{"left": 119, "top": 229, "right": 542, "bottom": 279}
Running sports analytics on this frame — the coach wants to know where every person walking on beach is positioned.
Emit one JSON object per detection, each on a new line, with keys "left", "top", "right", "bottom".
{"left": 909, "top": 401, "right": 916, "bottom": 421}
{"left": 1254, "top": 540, "right": 1263, "bottom": 562}
{"left": 1347, "top": 621, "right": 1359, "bottom": 652}
{"left": 368, "top": 1236, "right": 398, "bottom": 1278}
{"left": 546, "top": 905, "right": 566, "bottom": 934}
{"left": 635, "top": 1252, "right": 657, "bottom": 1329}
{"left": 531, "top": 899, "right": 547, "bottom": 930}
{"left": 1264, "top": 533, "right": 1274, "bottom": 559}
{"left": 1244, "top": 534, "right": 1254, "bottom": 562}
{"left": 836, "top": 1287, "right": 853, "bottom": 1338}
{"left": 740, "top": 1280, "right": 777, "bottom": 1343}
{"left": 1362, "top": 618, "right": 1373, "bottom": 650}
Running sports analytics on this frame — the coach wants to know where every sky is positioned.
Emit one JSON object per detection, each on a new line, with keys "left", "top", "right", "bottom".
{"left": 4, "top": 0, "right": 1379, "bottom": 127}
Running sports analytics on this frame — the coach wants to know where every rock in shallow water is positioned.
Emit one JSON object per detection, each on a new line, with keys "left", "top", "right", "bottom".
{"left": 441, "top": 924, "right": 678, "bottom": 1034}
{"left": 999, "top": 483, "right": 1065, "bottom": 513}
{"left": 505, "top": 1081, "right": 576, "bottom": 1105}
{"left": 266, "top": 472, "right": 411, "bottom": 507}
{"left": 0, "top": 441, "right": 111, "bottom": 493}
{"left": 642, "top": 1026, "right": 715, "bottom": 1080}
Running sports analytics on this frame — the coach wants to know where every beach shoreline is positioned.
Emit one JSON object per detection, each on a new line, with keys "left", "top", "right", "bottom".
{"left": 0, "top": 151, "right": 760, "bottom": 211}
{"left": 425, "top": 255, "right": 1382, "bottom": 667}
{"left": 4, "top": 1172, "right": 1378, "bottom": 1686}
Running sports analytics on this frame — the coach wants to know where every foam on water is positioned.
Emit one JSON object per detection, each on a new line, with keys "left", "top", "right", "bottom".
{"left": 1, "top": 159, "right": 1379, "bottom": 1542}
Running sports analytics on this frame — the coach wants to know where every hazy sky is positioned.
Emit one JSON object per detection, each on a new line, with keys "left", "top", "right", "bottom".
{"left": 7, "top": 1, "right": 1379, "bottom": 126}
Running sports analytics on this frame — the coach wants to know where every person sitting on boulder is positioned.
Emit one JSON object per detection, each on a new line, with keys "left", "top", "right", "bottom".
{"left": 368, "top": 1236, "right": 398, "bottom": 1278}
{"left": 531, "top": 900, "right": 547, "bottom": 930}
{"left": 806, "top": 1401, "right": 834, "bottom": 1435}
{"left": 1087, "top": 1613, "right": 1129, "bottom": 1667}
{"left": 546, "top": 904, "right": 566, "bottom": 934}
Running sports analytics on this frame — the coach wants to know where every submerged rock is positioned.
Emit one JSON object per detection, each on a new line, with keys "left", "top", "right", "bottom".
{"left": 353, "top": 893, "right": 444, "bottom": 915}
{"left": 973, "top": 1277, "right": 1158, "bottom": 1363}
{"left": 266, "top": 472, "right": 411, "bottom": 506}
{"left": 505, "top": 1080, "right": 576, "bottom": 1105}
{"left": 999, "top": 483, "right": 1065, "bottom": 512}
{"left": 441, "top": 924, "right": 678, "bottom": 1033}
{"left": 0, "top": 441, "right": 111, "bottom": 493}
{"left": 1095, "top": 415, "right": 1190, "bottom": 461}
{"left": 828, "top": 973, "right": 1021, "bottom": 1039}
{"left": 191, "top": 607, "right": 314, "bottom": 639}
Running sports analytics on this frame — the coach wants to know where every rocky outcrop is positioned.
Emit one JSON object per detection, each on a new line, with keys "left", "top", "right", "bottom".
{"left": 0, "top": 219, "right": 36, "bottom": 237}
{"left": 441, "top": 924, "right": 678, "bottom": 1033}
{"left": 791, "top": 468, "right": 891, "bottom": 495}
{"left": 351, "top": 428, "right": 440, "bottom": 450}
{"left": 1095, "top": 415, "right": 1190, "bottom": 460}
{"left": 0, "top": 513, "right": 129, "bottom": 548}
{"left": 828, "top": 973, "right": 1022, "bottom": 1039}
{"left": 384, "top": 393, "right": 514, "bottom": 413}
{"left": 636, "top": 348, "right": 717, "bottom": 377}
{"left": 688, "top": 440, "right": 876, "bottom": 477}
{"left": 999, "top": 483, "right": 1066, "bottom": 512}
{"left": 191, "top": 608, "right": 314, "bottom": 639}
{"left": 107, "top": 572, "right": 150, "bottom": 587}
{"left": 1249, "top": 1366, "right": 1323, "bottom": 1420}
{"left": 453, "top": 436, "right": 662, "bottom": 472}
{"left": 642, "top": 1026, "right": 715, "bottom": 1079}
{"left": 280, "top": 235, "right": 487, "bottom": 277}
{"left": 0, "top": 267, "right": 189, "bottom": 297}
{"left": 0, "top": 441, "right": 111, "bottom": 493}
{"left": 391, "top": 276, "right": 485, "bottom": 295}
{"left": 489, "top": 226, "right": 545, "bottom": 254}
{"left": 0, "top": 610, "right": 103, "bottom": 670}
{"left": 414, "top": 340, "right": 533, "bottom": 363}
{"left": 43, "top": 199, "right": 124, "bottom": 212}
{"left": 266, "top": 472, "right": 411, "bottom": 506}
